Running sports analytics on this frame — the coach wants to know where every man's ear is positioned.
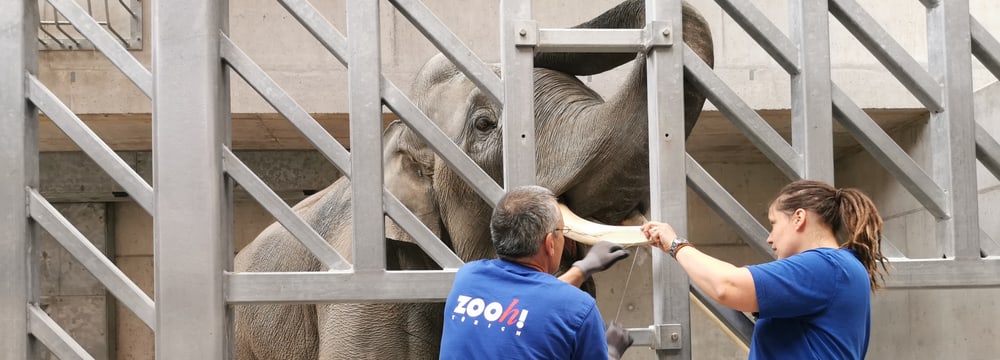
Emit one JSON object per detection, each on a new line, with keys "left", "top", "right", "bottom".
{"left": 544, "top": 233, "right": 557, "bottom": 255}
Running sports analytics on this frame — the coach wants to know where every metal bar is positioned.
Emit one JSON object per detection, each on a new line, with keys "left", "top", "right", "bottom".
{"left": 646, "top": 0, "right": 690, "bottom": 357}
{"left": 26, "top": 75, "right": 154, "bottom": 214}
{"left": 927, "top": 0, "right": 980, "bottom": 259}
{"left": 277, "top": 0, "right": 348, "bottom": 64}
{"left": 685, "top": 155, "right": 774, "bottom": 260}
{"left": 348, "top": 0, "right": 386, "bottom": 273}
{"left": 831, "top": 84, "right": 949, "bottom": 219}
{"left": 683, "top": 45, "right": 801, "bottom": 180}
{"left": 381, "top": 81, "right": 505, "bottom": 206}
{"left": 53, "top": 10, "right": 82, "bottom": 48}
{"left": 886, "top": 258, "right": 1000, "bottom": 289}
{"left": 713, "top": 0, "right": 799, "bottom": 74}
{"left": 152, "top": 0, "right": 229, "bottom": 356}
{"left": 383, "top": 194, "right": 464, "bottom": 269}
{"left": 0, "top": 1, "right": 38, "bottom": 358}
{"left": 221, "top": 148, "right": 351, "bottom": 270}
{"left": 271, "top": 3, "right": 506, "bottom": 207}
{"left": 689, "top": 287, "right": 754, "bottom": 346}
{"left": 27, "top": 189, "right": 156, "bottom": 329}
{"left": 789, "top": 0, "right": 834, "bottom": 182}
{"left": 47, "top": 0, "right": 151, "bottom": 97}
{"left": 976, "top": 121, "right": 1000, "bottom": 181}
{"left": 971, "top": 16, "right": 1000, "bottom": 81}
{"left": 388, "top": 0, "right": 503, "bottom": 104}
{"left": 225, "top": 270, "right": 457, "bottom": 304}
{"left": 828, "top": 0, "right": 943, "bottom": 112}
{"left": 220, "top": 35, "right": 352, "bottom": 175}
{"left": 534, "top": 28, "right": 647, "bottom": 53}
{"left": 500, "top": 0, "right": 536, "bottom": 188}
{"left": 27, "top": 305, "right": 94, "bottom": 360}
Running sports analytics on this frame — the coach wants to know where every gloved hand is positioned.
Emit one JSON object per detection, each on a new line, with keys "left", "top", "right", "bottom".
{"left": 606, "top": 322, "right": 633, "bottom": 360}
{"left": 572, "top": 241, "right": 629, "bottom": 279}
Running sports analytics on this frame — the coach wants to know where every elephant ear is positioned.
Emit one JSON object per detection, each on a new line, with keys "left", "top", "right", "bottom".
{"left": 381, "top": 121, "right": 445, "bottom": 244}
{"left": 533, "top": 0, "right": 713, "bottom": 75}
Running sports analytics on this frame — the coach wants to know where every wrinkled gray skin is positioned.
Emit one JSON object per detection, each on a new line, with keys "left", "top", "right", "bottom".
{"left": 234, "top": 1, "right": 713, "bottom": 359}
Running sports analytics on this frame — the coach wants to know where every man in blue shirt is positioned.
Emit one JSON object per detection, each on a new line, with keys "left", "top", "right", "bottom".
{"left": 440, "top": 185, "right": 633, "bottom": 360}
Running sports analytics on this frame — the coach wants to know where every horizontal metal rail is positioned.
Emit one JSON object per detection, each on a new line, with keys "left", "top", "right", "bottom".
{"left": 532, "top": 28, "right": 650, "bottom": 53}
{"left": 225, "top": 270, "right": 457, "bottom": 304}
{"left": 887, "top": 258, "right": 1000, "bottom": 288}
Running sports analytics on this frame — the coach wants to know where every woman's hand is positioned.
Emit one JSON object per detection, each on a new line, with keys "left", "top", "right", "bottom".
{"left": 640, "top": 222, "right": 677, "bottom": 253}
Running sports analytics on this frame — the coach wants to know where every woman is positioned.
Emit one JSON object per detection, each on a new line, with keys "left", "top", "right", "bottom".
{"left": 642, "top": 180, "right": 888, "bottom": 359}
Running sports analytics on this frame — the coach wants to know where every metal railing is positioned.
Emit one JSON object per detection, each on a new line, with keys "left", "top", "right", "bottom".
{"left": 38, "top": 0, "right": 141, "bottom": 50}
{"left": 3, "top": 0, "right": 1000, "bottom": 359}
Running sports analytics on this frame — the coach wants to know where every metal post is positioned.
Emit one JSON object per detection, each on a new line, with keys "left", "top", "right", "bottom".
{"left": 0, "top": 1, "right": 39, "bottom": 358}
{"left": 646, "top": 0, "right": 690, "bottom": 358}
{"left": 500, "top": 0, "right": 536, "bottom": 188}
{"left": 348, "top": 0, "right": 385, "bottom": 272}
{"left": 788, "top": 0, "right": 834, "bottom": 182}
{"left": 926, "top": 0, "right": 980, "bottom": 259}
{"left": 152, "top": 0, "right": 231, "bottom": 357}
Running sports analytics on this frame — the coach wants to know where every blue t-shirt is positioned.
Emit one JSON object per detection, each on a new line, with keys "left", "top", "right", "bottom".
{"left": 747, "top": 248, "right": 871, "bottom": 360}
{"left": 439, "top": 259, "right": 608, "bottom": 360}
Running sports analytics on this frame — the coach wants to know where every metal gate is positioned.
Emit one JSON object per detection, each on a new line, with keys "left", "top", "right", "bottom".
{"left": 3, "top": 0, "right": 1000, "bottom": 359}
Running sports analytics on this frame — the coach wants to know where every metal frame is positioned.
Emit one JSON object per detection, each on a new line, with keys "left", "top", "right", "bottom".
{"left": 38, "top": 0, "right": 142, "bottom": 51}
{"left": 3, "top": 0, "right": 1000, "bottom": 360}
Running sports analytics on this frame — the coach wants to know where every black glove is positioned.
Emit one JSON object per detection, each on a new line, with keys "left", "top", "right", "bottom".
{"left": 572, "top": 241, "right": 629, "bottom": 279}
{"left": 606, "top": 322, "right": 633, "bottom": 360}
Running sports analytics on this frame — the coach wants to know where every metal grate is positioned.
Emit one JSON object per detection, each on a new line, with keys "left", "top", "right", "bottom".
{"left": 38, "top": 0, "right": 141, "bottom": 50}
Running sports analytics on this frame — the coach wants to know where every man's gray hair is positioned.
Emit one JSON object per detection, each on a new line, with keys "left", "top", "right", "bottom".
{"left": 491, "top": 185, "right": 561, "bottom": 259}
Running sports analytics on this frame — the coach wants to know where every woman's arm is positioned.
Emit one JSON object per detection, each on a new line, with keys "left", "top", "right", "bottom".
{"left": 642, "top": 222, "right": 759, "bottom": 312}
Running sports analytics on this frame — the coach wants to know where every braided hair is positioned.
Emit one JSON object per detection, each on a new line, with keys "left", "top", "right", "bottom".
{"left": 772, "top": 180, "right": 890, "bottom": 291}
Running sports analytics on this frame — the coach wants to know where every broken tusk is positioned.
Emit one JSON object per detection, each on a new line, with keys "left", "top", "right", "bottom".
{"left": 558, "top": 204, "right": 648, "bottom": 246}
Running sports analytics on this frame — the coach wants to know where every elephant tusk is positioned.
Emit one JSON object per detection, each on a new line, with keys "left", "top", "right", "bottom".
{"left": 558, "top": 204, "right": 648, "bottom": 246}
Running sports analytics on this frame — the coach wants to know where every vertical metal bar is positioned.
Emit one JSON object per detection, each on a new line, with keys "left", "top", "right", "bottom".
{"left": 926, "top": 0, "right": 979, "bottom": 259}
{"left": 646, "top": 0, "right": 689, "bottom": 358}
{"left": 0, "top": 1, "right": 38, "bottom": 358}
{"left": 152, "top": 0, "right": 230, "bottom": 357}
{"left": 347, "top": 0, "right": 385, "bottom": 272}
{"left": 788, "top": 0, "right": 834, "bottom": 182}
{"left": 500, "top": 0, "right": 535, "bottom": 188}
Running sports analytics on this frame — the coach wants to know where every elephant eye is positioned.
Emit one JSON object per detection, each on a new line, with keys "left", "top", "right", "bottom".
{"left": 473, "top": 116, "right": 496, "bottom": 132}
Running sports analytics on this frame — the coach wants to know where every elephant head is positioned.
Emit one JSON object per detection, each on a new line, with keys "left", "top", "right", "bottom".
{"left": 394, "top": 0, "right": 714, "bottom": 267}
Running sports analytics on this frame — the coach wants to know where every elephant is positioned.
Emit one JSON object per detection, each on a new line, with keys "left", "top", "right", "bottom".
{"left": 234, "top": 0, "right": 714, "bottom": 359}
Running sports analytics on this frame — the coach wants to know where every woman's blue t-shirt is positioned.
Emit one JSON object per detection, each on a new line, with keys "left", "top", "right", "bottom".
{"left": 747, "top": 248, "right": 871, "bottom": 360}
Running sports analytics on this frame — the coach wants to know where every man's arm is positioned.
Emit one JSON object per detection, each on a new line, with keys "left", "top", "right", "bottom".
{"left": 559, "top": 241, "right": 630, "bottom": 287}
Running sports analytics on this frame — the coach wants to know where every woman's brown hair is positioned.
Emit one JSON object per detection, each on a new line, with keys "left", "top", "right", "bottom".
{"left": 773, "top": 180, "right": 889, "bottom": 291}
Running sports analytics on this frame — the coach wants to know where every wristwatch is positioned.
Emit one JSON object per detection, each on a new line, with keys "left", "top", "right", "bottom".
{"left": 669, "top": 237, "right": 690, "bottom": 258}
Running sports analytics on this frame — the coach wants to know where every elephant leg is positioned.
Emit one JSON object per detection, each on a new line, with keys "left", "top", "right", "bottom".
{"left": 317, "top": 303, "right": 444, "bottom": 360}
{"left": 235, "top": 303, "right": 319, "bottom": 360}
